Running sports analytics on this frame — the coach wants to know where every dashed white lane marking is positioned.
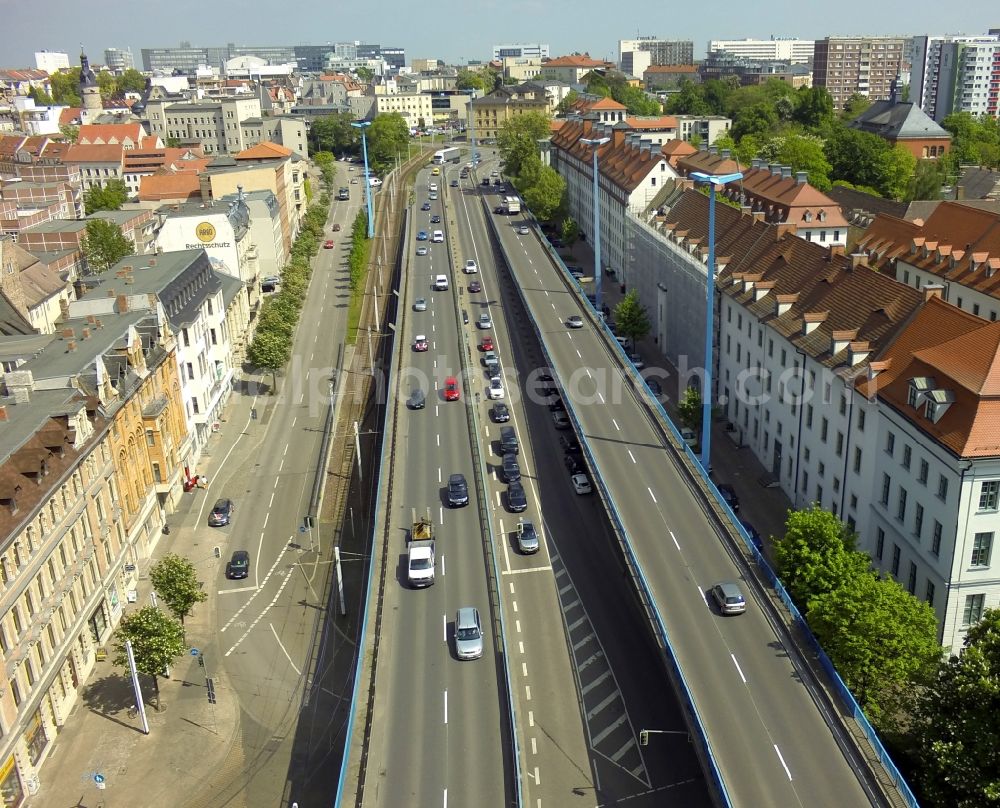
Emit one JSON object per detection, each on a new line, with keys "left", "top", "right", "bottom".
{"left": 648, "top": 487, "right": 657, "bottom": 503}
{"left": 670, "top": 531, "right": 680, "bottom": 550}
{"left": 731, "top": 653, "right": 747, "bottom": 684}
{"left": 270, "top": 623, "right": 301, "bottom": 675}
{"left": 525, "top": 685, "right": 532, "bottom": 701}
{"left": 442, "top": 613, "right": 447, "bottom": 643}
{"left": 220, "top": 545, "right": 291, "bottom": 631}
{"left": 628, "top": 449, "right": 637, "bottom": 464}
{"left": 521, "top": 662, "right": 528, "bottom": 676}
{"left": 531, "top": 737, "right": 537, "bottom": 755}
{"left": 774, "top": 745, "right": 792, "bottom": 780}
{"left": 612, "top": 418, "right": 620, "bottom": 431}
{"left": 224, "top": 566, "right": 295, "bottom": 656}
{"left": 444, "top": 690, "right": 448, "bottom": 724}
{"left": 528, "top": 710, "right": 535, "bottom": 727}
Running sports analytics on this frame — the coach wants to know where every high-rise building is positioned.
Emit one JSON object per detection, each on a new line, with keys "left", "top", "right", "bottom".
{"left": 618, "top": 37, "right": 694, "bottom": 68}
{"left": 812, "top": 36, "right": 907, "bottom": 109}
{"left": 141, "top": 43, "right": 403, "bottom": 76}
{"left": 911, "top": 33, "right": 1000, "bottom": 121}
{"left": 492, "top": 43, "right": 550, "bottom": 61}
{"left": 34, "top": 50, "right": 70, "bottom": 73}
{"left": 708, "top": 38, "right": 815, "bottom": 64}
{"left": 103, "top": 47, "right": 134, "bottom": 73}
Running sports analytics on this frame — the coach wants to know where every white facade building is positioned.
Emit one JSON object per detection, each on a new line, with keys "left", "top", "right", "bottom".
{"left": 910, "top": 34, "right": 1000, "bottom": 121}
{"left": 34, "top": 51, "right": 70, "bottom": 73}
{"left": 708, "top": 38, "right": 815, "bottom": 64}
{"left": 492, "top": 43, "right": 550, "bottom": 60}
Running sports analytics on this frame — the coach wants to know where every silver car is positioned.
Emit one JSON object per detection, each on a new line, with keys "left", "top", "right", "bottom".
{"left": 710, "top": 582, "right": 747, "bottom": 615}
{"left": 414, "top": 298, "right": 427, "bottom": 312}
{"left": 455, "top": 607, "right": 483, "bottom": 659}
{"left": 516, "top": 520, "right": 539, "bottom": 554}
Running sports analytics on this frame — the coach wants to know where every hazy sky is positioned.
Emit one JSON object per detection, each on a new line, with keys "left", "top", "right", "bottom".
{"left": 1, "top": 0, "right": 996, "bottom": 68}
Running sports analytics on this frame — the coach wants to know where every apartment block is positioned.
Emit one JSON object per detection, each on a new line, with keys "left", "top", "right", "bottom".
{"left": 812, "top": 36, "right": 907, "bottom": 109}
{"left": 618, "top": 37, "right": 694, "bottom": 68}
{"left": 910, "top": 33, "right": 1000, "bottom": 121}
{"left": 142, "top": 96, "right": 262, "bottom": 156}
{"left": 708, "top": 38, "right": 815, "bottom": 64}
{"left": 493, "top": 43, "right": 550, "bottom": 60}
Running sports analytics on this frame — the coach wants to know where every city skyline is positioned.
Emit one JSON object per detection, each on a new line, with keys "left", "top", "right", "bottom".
{"left": 2, "top": 0, "right": 996, "bottom": 69}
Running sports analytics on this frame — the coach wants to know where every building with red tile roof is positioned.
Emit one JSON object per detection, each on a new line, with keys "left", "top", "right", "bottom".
{"left": 540, "top": 54, "right": 614, "bottom": 84}
{"left": 137, "top": 173, "right": 202, "bottom": 202}
{"left": 77, "top": 123, "right": 148, "bottom": 148}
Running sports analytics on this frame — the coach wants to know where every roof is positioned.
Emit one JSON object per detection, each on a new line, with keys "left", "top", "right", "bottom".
{"left": 544, "top": 54, "right": 610, "bottom": 69}
{"left": 626, "top": 115, "right": 678, "bottom": 130}
{"left": 850, "top": 100, "right": 952, "bottom": 142}
{"left": 60, "top": 107, "right": 82, "bottom": 125}
{"left": 588, "top": 96, "right": 627, "bottom": 111}
{"left": 0, "top": 69, "right": 49, "bottom": 82}
{"left": 956, "top": 167, "right": 1000, "bottom": 201}
{"left": 63, "top": 143, "right": 126, "bottom": 164}
{"left": 857, "top": 297, "right": 1000, "bottom": 458}
{"left": 235, "top": 141, "right": 291, "bottom": 160}
{"left": 550, "top": 117, "right": 668, "bottom": 194}
{"left": 77, "top": 123, "right": 146, "bottom": 145}
{"left": 138, "top": 173, "right": 201, "bottom": 201}
{"left": 825, "top": 185, "right": 908, "bottom": 221}
{"left": 644, "top": 64, "right": 700, "bottom": 74}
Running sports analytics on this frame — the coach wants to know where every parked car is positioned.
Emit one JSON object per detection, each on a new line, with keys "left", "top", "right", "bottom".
{"left": 552, "top": 410, "right": 571, "bottom": 429}
{"left": 739, "top": 519, "right": 764, "bottom": 551}
{"left": 261, "top": 276, "right": 280, "bottom": 293}
{"left": 710, "top": 582, "right": 746, "bottom": 615}
{"left": 208, "top": 498, "right": 235, "bottom": 526}
{"left": 226, "top": 550, "right": 249, "bottom": 579}
{"left": 502, "top": 453, "right": 521, "bottom": 483}
{"left": 560, "top": 435, "right": 582, "bottom": 456}
{"left": 564, "top": 453, "right": 584, "bottom": 474}
{"left": 491, "top": 402, "right": 510, "bottom": 422}
{"left": 716, "top": 483, "right": 740, "bottom": 512}
{"left": 571, "top": 473, "right": 592, "bottom": 495}
{"left": 680, "top": 428, "right": 698, "bottom": 449}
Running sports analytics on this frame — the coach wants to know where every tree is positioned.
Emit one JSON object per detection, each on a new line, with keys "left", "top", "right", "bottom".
{"left": 112, "top": 606, "right": 185, "bottom": 711}
{"left": 556, "top": 89, "right": 579, "bottom": 115}
{"left": 677, "top": 386, "right": 702, "bottom": 432}
{"left": 911, "top": 608, "right": 1000, "bottom": 807}
{"left": 149, "top": 554, "right": 207, "bottom": 625}
{"left": 521, "top": 162, "right": 565, "bottom": 222}
{"left": 80, "top": 218, "right": 134, "bottom": 274}
{"left": 366, "top": 112, "right": 409, "bottom": 175}
{"left": 119, "top": 68, "right": 147, "bottom": 94}
{"left": 560, "top": 217, "right": 580, "bottom": 247}
{"left": 613, "top": 289, "right": 651, "bottom": 343}
{"left": 773, "top": 505, "right": 860, "bottom": 607}
{"left": 731, "top": 102, "right": 779, "bottom": 142}
{"left": 840, "top": 93, "right": 872, "bottom": 121}
{"left": 877, "top": 145, "right": 917, "bottom": 201}
{"left": 772, "top": 133, "right": 832, "bottom": 190}
{"left": 497, "top": 111, "right": 552, "bottom": 179}
{"left": 248, "top": 329, "right": 292, "bottom": 392}
{"left": 59, "top": 123, "right": 80, "bottom": 142}
{"left": 355, "top": 66, "right": 374, "bottom": 83}
{"left": 96, "top": 70, "right": 117, "bottom": 99}
{"left": 83, "top": 179, "right": 129, "bottom": 214}
{"left": 807, "top": 571, "right": 941, "bottom": 724}
{"left": 308, "top": 112, "right": 358, "bottom": 156}
{"left": 664, "top": 78, "right": 710, "bottom": 115}
{"left": 28, "top": 85, "right": 54, "bottom": 105}
{"left": 50, "top": 68, "right": 81, "bottom": 106}
{"left": 823, "top": 126, "right": 890, "bottom": 191}
{"left": 793, "top": 86, "right": 835, "bottom": 132}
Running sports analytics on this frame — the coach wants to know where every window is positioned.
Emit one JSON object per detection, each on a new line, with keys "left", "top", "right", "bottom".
{"left": 885, "top": 432, "right": 895, "bottom": 456}
{"left": 891, "top": 544, "right": 901, "bottom": 576}
{"left": 850, "top": 493, "right": 858, "bottom": 510}
{"left": 839, "top": 395, "right": 847, "bottom": 415}
{"left": 938, "top": 475, "right": 949, "bottom": 502}
{"left": 804, "top": 447, "right": 811, "bottom": 462}
{"left": 818, "top": 461, "right": 826, "bottom": 478}
{"left": 853, "top": 447, "right": 862, "bottom": 474}
{"left": 925, "top": 580, "right": 935, "bottom": 607}
{"left": 962, "top": 593, "right": 985, "bottom": 626}
{"left": 918, "top": 459, "right": 929, "bottom": 485}
{"left": 881, "top": 473, "right": 891, "bottom": 506}
{"left": 806, "top": 405, "right": 813, "bottom": 428}
{"left": 815, "top": 485, "right": 823, "bottom": 504}
{"left": 902, "top": 445, "right": 911, "bottom": 470}
{"left": 932, "top": 521, "right": 942, "bottom": 556}
{"left": 979, "top": 480, "right": 1000, "bottom": 511}
{"left": 821, "top": 418, "right": 828, "bottom": 441}
{"left": 847, "top": 515, "right": 856, "bottom": 531}
{"left": 907, "top": 562, "right": 917, "bottom": 594}
{"left": 836, "top": 432, "right": 844, "bottom": 457}
{"left": 802, "top": 471, "right": 809, "bottom": 493}
{"left": 914, "top": 503, "right": 924, "bottom": 539}
{"left": 824, "top": 382, "right": 832, "bottom": 403}
{"left": 971, "top": 532, "right": 993, "bottom": 567}
{"left": 876, "top": 527, "right": 885, "bottom": 560}
{"left": 897, "top": 488, "right": 908, "bottom": 521}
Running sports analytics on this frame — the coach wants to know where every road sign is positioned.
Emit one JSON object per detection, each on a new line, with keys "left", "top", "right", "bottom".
{"left": 94, "top": 773, "right": 106, "bottom": 789}
{"left": 299, "top": 525, "right": 306, "bottom": 533}
{"left": 190, "top": 648, "right": 200, "bottom": 656}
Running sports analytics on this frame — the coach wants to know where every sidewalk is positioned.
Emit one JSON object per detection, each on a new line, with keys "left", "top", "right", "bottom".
{"left": 32, "top": 374, "right": 265, "bottom": 808}
{"left": 557, "top": 238, "right": 792, "bottom": 551}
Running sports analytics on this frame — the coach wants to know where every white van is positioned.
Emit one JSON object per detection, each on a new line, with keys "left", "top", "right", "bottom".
{"left": 429, "top": 182, "right": 438, "bottom": 192}
{"left": 434, "top": 275, "right": 449, "bottom": 290}
{"left": 432, "top": 230, "right": 444, "bottom": 243}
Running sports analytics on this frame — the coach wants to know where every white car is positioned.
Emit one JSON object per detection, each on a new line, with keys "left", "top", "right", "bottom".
{"left": 416, "top": 246, "right": 429, "bottom": 256}
{"left": 571, "top": 473, "right": 592, "bottom": 495}
{"left": 680, "top": 428, "right": 698, "bottom": 448}
{"left": 433, "top": 275, "right": 449, "bottom": 291}
{"left": 432, "top": 230, "right": 444, "bottom": 243}
{"left": 464, "top": 259, "right": 478, "bottom": 274}
{"left": 629, "top": 354, "right": 645, "bottom": 371}
{"left": 429, "top": 183, "right": 438, "bottom": 192}
{"left": 487, "top": 378, "right": 505, "bottom": 400}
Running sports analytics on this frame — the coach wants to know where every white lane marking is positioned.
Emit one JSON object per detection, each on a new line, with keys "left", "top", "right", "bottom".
{"left": 525, "top": 685, "right": 532, "bottom": 701}
{"left": 443, "top": 789, "right": 447, "bottom": 808}
{"left": 512, "top": 600, "right": 518, "bottom": 613}
{"left": 444, "top": 690, "right": 448, "bottom": 724}
{"left": 731, "top": 654, "right": 747, "bottom": 684}
{"left": 612, "top": 418, "right": 620, "bottom": 431}
{"left": 528, "top": 710, "right": 535, "bottom": 727}
{"left": 224, "top": 567, "right": 295, "bottom": 656}
{"left": 648, "top": 487, "right": 657, "bottom": 503}
{"left": 436, "top": 433, "right": 440, "bottom": 447}
{"left": 521, "top": 662, "right": 528, "bottom": 677}
{"left": 270, "top": 623, "right": 301, "bottom": 675}
{"left": 531, "top": 737, "right": 537, "bottom": 755}
{"left": 627, "top": 449, "right": 637, "bottom": 464}
{"left": 441, "top": 555, "right": 446, "bottom": 576}
{"left": 576, "top": 349, "right": 582, "bottom": 358}
{"left": 443, "top": 613, "right": 447, "bottom": 643}
{"left": 516, "top": 620, "right": 522, "bottom": 633}
{"left": 439, "top": 506, "right": 444, "bottom": 524}
{"left": 496, "top": 490, "right": 502, "bottom": 507}
{"left": 518, "top": 641, "right": 524, "bottom": 654}
{"left": 217, "top": 585, "right": 256, "bottom": 595}
{"left": 774, "top": 745, "right": 792, "bottom": 780}
{"left": 438, "top": 468, "right": 442, "bottom": 483}
{"left": 509, "top": 582, "right": 515, "bottom": 594}
{"left": 221, "top": 544, "right": 291, "bottom": 632}
{"left": 597, "top": 392, "right": 605, "bottom": 404}
{"left": 671, "top": 531, "right": 681, "bottom": 551}
{"left": 502, "top": 565, "right": 553, "bottom": 575}
{"left": 534, "top": 766, "right": 540, "bottom": 786}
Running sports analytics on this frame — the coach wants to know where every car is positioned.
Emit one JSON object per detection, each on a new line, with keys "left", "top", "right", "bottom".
{"left": 539, "top": 386, "right": 560, "bottom": 402}
{"left": 739, "top": 519, "right": 764, "bottom": 551}
{"left": 416, "top": 230, "right": 428, "bottom": 241}
{"left": 261, "top": 276, "right": 280, "bottom": 293}
{"left": 434, "top": 274, "right": 449, "bottom": 290}
{"left": 716, "top": 483, "right": 740, "bottom": 512}
{"left": 432, "top": 230, "right": 444, "bottom": 243}
{"left": 429, "top": 192, "right": 438, "bottom": 201}
{"left": 468, "top": 280, "right": 482, "bottom": 293}
{"left": 537, "top": 372, "right": 554, "bottom": 383}
{"left": 646, "top": 378, "right": 663, "bottom": 396}
{"left": 487, "top": 378, "right": 504, "bottom": 400}
{"left": 502, "top": 453, "right": 521, "bottom": 483}
{"left": 407, "top": 388, "right": 426, "bottom": 409}
{"left": 479, "top": 335, "right": 493, "bottom": 351}
{"left": 493, "top": 178, "right": 502, "bottom": 186}
{"left": 560, "top": 435, "right": 582, "bottom": 455}
{"left": 566, "top": 315, "right": 583, "bottom": 329}
{"left": 443, "top": 376, "right": 460, "bottom": 401}
{"left": 454, "top": 607, "right": 483, "bottom": 660}
{"left": 430, "top": 214, "right": 441, "bottom": 224}
{"left": 567, "top": 266, "right": 585, "bottom": 279}
{"left": 491, "top": 170, "right": 499, "bottom": 177}
{"left": 552, "top": 410, "right": 571, "bottom": 429}
{"left": 450, "top": 179, "right": 459, "bottom": 187}
{"left": 431, "top": 167, "right": 441, "bottom": 176}
{"left": 571, "top": 473, "right": 592, "bottom": 495}
{"left": 208, "top": 498, "right": 235, "bottom": 526}
{"left": 421, "top": 202, "right": 431, "bottom": 211}
{"left": 548, "top": 397, "right": 566, "bottom": 412}
{"left": 507, "top": 481, "right": 527, "bottom": 512}
{"left": 226, "top": 550, "right": 249, "bottom": 579}
{"left": 516, "top": 520, "right": 539, "bottom": 554}
{"left": 494, "top": 205, "right": 504, "bottom": 214}
{"left": 500, "top": 426, "right": 519, "bottom": 455}
{"left": 416, "top": 245, "right": 429, "bottom": 256}
{"left": 413, "top": 297, "right": 427, "bottom": 312}
{"left": 564, "top": 453, "right": 584, "bottom": 474}
{"left": 429, "top": 183, "right": 438, "bottom": 192}
{"left": 478, "top": 313, "right": 492, "bottom": 329}
{"left": 447, "top": 473, "right": 469, "bottom": 507}
{"left": 481, "top": 178, "right": 491, "bottom": 187}
{"left": 413, "top": 335, "right": 428, "bottom": 352}
{"left": 463, "top": 259, "right": 478, "bottom": 274}
{"left": 482, "top": 349, "right": 498, "bottom": 366}
{"left": 491, "top": 402, "right": 510, "bottom": 422}
{"left": 710, "top": 582, "right": 747, "bottom": 615}
{"left": 350, "top": 178, "right": 359, "bottom": 184}
{"left": 679, "top": 427, "right": 698, "bottom": 449}
{"left": 324, "top": 239, "right": 335, "bottom": 249}
{"left": 629, "top": 354, "right": 646, "bottom": 371}
{"left": 332, "top": 223, "right": 341, "bottom": 231}
{"left": 517, "top": 225, "right": 530, "bottom": 235}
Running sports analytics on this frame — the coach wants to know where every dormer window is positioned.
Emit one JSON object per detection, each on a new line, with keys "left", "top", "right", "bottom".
{"left": 818, "top": 210, "right": 827, "bottom": 222}
{"left": 924, "top": 389, "right": 955, "bottom": 423}
{"left": 908, "top": 376, "right": 935, "bottom": 408}
{"left": 804, "top": 210, "right": 813, "bottom": 223}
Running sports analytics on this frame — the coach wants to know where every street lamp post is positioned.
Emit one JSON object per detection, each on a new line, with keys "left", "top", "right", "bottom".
{"left": 468, "top": 89, "right": 477, "bottom": 165}
{"left": 689, "top": 170, "right": 743, "bottom": 472}
{"left": 580, "top": 137, "right": 610, "bottom": 312}
{"left": 351, "top": 120, "right": 374, "bottom": 238}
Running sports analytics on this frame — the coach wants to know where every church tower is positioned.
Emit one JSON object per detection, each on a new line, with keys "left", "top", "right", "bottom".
{"left": 79, "top": 50, "right": 101, "bottom": 115}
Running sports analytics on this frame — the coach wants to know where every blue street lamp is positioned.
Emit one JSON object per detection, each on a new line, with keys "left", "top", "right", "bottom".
{"left": 689, "top": 170, "right": 743, "bottom": 472}
{"left": 351, "top": 120, "right": 374, "bottom": 238}
{"left": 468, "top": 89, "right": 477, "bottom": 165}
{"left": 580, "top": 136, "right": 610, "bottom": 312}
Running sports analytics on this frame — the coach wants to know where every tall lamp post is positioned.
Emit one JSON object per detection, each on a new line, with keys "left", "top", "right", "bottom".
{"left": 580, "top": 136, "right": 610, "bottom": 312}
{"left": 468, "top": 89, "right": 477, "bottom": 165}
{"left": 689, "top": 170, "right": 743, "bottom": 472}
{"left": 351, "top": 120, "right": 374, "bottom": 238}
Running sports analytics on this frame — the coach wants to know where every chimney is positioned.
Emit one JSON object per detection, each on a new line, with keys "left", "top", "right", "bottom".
{"left": 781, "top": 166, "right": 792, "bottom": 179}
{"left": 775, "top": 222, "right": 797, "bottom": 240}
{"left": 698, "top": 141, "right": 708, "bottom": 151}
{"left": 923, "top": 283, "right": 945, "bottom": 301}
{"left": 61, "top": 327, "right": 75, "bottom": 340}
{"left": 86, "top": 314, "right": 97, "bottom": 324}
{"left": 199, "top": 173, "right": 212, "bottom": 202}
{"left": 0, "top": 405, "right": 7, "bottom": 422}
{"left": 721, "top": 149, "right": 731, "bottom": 159}
{"left": 709, "top": 146, "right": 718, "bottom": 156}
{"left": 148, "top": 257, "right": 157, "bottom": 266}
{"left": 613, "top": 127, "right": 626, "bottom": 148}
{"left": 751, "top": 158, "right": 761, "bottom": 170}
{"left": 752, "top": 211, "right": 765, "bottom": 223}
{"left": 81, "top": 327, "right": 90, "bottom": 340}
{"left": 828, "top": 244, "right": 845, "bottom": 260}
{"left": 795, "top": 171, "right": 808, "bottom": 184}
{"left": 59, "top": 298, "right": 71, "bottom": 319}
{"left": 66, "top": 340, "right": 77, "bottom": 352}
{"left": 849, "top": 253, "right": 868, "bottom": 270}
{"left": 116, "top": 294, "right": 129, "bottom": 312}
{"left": 770, "top": 163, "right": 782, "bottom": 176}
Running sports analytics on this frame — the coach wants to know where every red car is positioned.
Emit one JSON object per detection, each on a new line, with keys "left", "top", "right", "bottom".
{"left": 479, "top": 336, "right": 494, "bottom": 351}
{"left": 324, "top": 239, "right": 335, "bottom": 249}
{"left": 468, "top": 280, "right": 482, "bottom": 293}
{"left": 413, "top": 334, "right": 428, "bottom": 352}
{"left": 443, "top": 376, "right": 460, "bottom": 401}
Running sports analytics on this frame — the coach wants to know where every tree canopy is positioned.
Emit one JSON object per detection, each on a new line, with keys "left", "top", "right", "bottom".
{"left": 84, "top": 179, "right": 129, "bottom": 214}
{"left": 520, "top": 161, "right": 565, "bottom": 222}
{"left": 585, "top": 72, "right": 661, "bottom": 116}
{"left": 366, "top": 112, "right": 410, "bottom": 175}
{"left": 50, "top": 68, "right": 81, "bottom": 106}
{"left": 112, "top": 606, "right": 186, "bottom": 710}
{"left": 677, "top": 386, "right": 702, "bottom": 432}
{"left": 497, "top": 111, "right": 552, "bottom": 179}
{"left": 773, "top": 505, "right": 860, "bottom": 606}
{"left": 613, "top": 289, "right": 652, "bottom": 343}
{"left": 80, "top": 218, "right": 134, "bottom": 274}
{"left": 149, "top": 554, "right": 207, "bottom": 625}
{"left": 309, "top": 113, "right": 359, "bottom": 156}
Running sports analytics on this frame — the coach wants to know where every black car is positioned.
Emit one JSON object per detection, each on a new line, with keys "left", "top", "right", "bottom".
{"left": 491, "top": 402, "right": 510, "bottom": 422}
{"left": 482, "top": 178, "right": 491, "bottom": 186}
{"left": 646, "top": 378, "right": 663, "bottom": 396}
{"left": 539, "top": 386, "right": 560, "bottom": 401}
{"left": 537, "top": 372, "right": 554, "bottom": 383}
{"left": 502, "top": 453, "right": 521, "bottom": 483}
{"left": 431, "top": 214, "right": 442, "bottom": 224}
{"left": 560, "top": 435, "right": 582, "bottom": 456}
{"left": 208, "top": 498, "right": 234, "bottom": 526}
{"left": 494, "top": 205, "right": 504, "bottom": 214}
{"left": 507, "top": 481, "right": 527, "bottom": 512}
{"left": 469, "top": 280, "right": 482, "bottom": 293}
{"left": 564, "top": 453, "right": 583, "bottom": 474}
{"left": 549, "top": 398, "right": 566, "bottom": 412}
{"left": 407, "top": 388, "right": 426, "bottom": 409}
{"left": 226, "top": 550, "right": 249, "bottom": 579}
{"left": 717, "top": 483, "right": 740, "bottom": 513}
{"left": 447, "top": 473, "right": 469, "bottom": 507}
{"left": 450, "top": 179, "right": 459, "bottom": 187}
{"left": 421, "top": 201, "right": 431, "bottom": 211}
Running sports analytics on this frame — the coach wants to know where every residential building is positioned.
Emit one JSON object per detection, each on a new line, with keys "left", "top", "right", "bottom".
{"left": 142, "top": 96, "right": 262, "bottom": 156}
{"left": 675, "top": 147, "right": 849, "bottom": 246}
{"left": 812, "top": 36, "right": 907, "bottom": 109}
{"left": 0, "top": 237, "right": 73, "bottom": 334}
{"left": 33, "top": 52, "right": 69, "bottom": 74}
{"left": 673, "top": 114, "right": 731, "bottom": 144}
{"left": 0, "top": 70, "right": 51, "bottom": 102}
{"left": 103, "top": 48, "right": 134, "bottom": 74}
{"left": 0, "top": 299, "right": 187, "bottom": 803}
{"left": 539, "top": 54, "right": 614, "bottom": 86}
{"left": 19, "top": 208, "right": 156, "bottom": 268}
{"left": 708, "top": 38, "right": 815, "bottom": 64}
{"left": 849, "top": 85, "right": 952, "bottom": 159}
{"left": 0, "top": 137, "right": 73, "bottom": 182}
{"left": 500, "top": 58, "right": 544, "bottom": 83}
{"left": 700, "top": 51, "right": 812, "bottom": 89}
{"left": 643, "top": 64, "right": 700, "bottom": 93}
{"left": 374, "top": 93, "right": 434, "bottom": 128}
{"left": 1, "top": 171, "right": 82, "bottom": 239}
{"left": 910, "top": 33, "right": 1000, "bottom": 122}
{"left": 621, "top": 50, "right": 653, "bottom": 80}
{"left": 493, "top": 44, "right": 550, "bottom": 61}
{"left": 10, "top": 99, "right": 65, "bottom": 137}
{"left": 220, "top": 188, "right": 285, "bottom": 279}
{"left": 239, "top": 117, "right": 308, "bottom": 157}
{"left": 618, "top": 37, "right": 694, "bottom": 68}
{"left": 469, "top": 85, "right": 551, "bottom": 141}
{"left": 121, "top": 147, "right": 211, "bottom": 199}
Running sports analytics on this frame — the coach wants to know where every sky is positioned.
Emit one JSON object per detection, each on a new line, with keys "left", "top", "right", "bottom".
{"left": 1, "top": 0, "right": 997, "bottom": 68}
